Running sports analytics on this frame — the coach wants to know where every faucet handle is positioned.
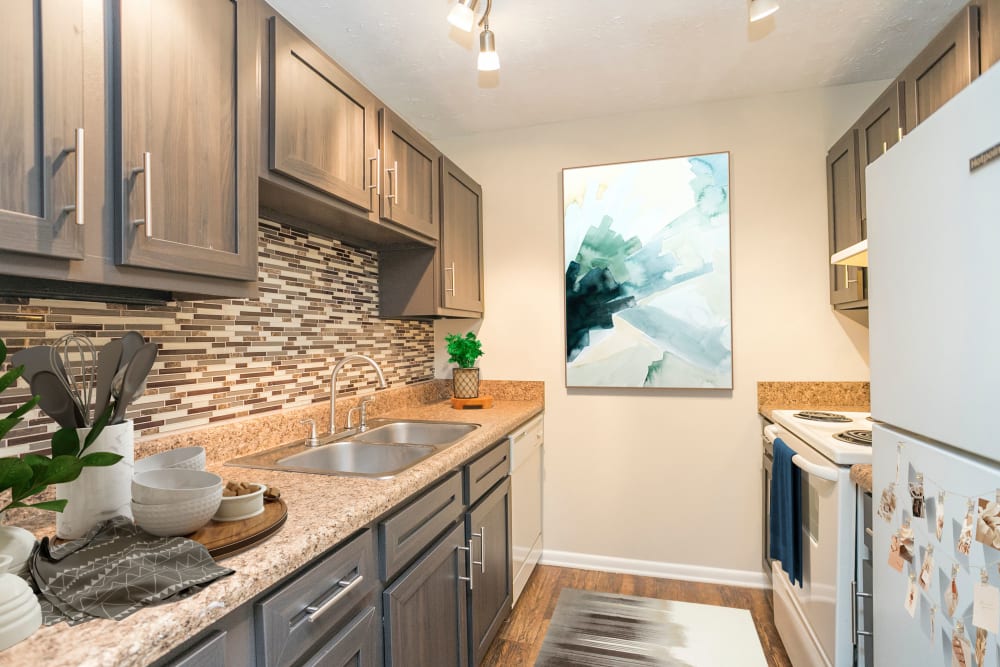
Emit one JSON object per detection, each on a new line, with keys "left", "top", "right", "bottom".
{"left": 299, "top": 418, "right": 319, "bottom": 447}
{"left": 360, "top": 397, "right": 375, "bottom": 431}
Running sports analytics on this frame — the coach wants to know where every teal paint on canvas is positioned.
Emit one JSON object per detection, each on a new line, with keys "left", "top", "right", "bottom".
{"left": 563, "top": 153, "right": 733, "bottom": 389}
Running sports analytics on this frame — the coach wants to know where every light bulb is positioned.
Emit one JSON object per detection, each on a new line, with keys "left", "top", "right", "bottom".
{"left": 447, "top": 0, "right": 477, "bottom": 32}
{"left": 749, "top": 0, "right": 779, "bottom": 22}
{"left": 477, "top": 28, "right": 499, "bottom": 71}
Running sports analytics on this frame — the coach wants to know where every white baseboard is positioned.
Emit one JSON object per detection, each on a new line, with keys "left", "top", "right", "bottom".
{"left": 540, "top": 549, "right": 771, "bottom": 589}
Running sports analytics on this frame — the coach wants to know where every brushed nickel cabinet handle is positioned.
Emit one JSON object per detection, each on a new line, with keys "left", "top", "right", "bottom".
{"left": 458, "top": 540, "right": 474, "bottom": 590}
{"left": 385, "top": 160, "right": 399, "bottom": 204}
{"left": 132, "top": 151, "right": 152, "bottom": 239}
{"left": 844, "top": 266, "right": 857, "bottom": 289}
{"left": 305, "top": 574, "right": 363, "bottom": 623}
{"left": 473, "top": 526, "right": 486, "bottom": 573}
{"left": 62, "top": 128, "right": 85, "bottom": 225}
{"left": 444, "top": 263, "right": 456, "bottom": 294}
{"left": 368, "top": 148, "right": 381, "bottom": 194}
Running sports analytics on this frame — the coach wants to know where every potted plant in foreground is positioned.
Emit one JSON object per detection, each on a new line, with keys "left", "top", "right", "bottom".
{"left": 445, "top": 332, "right": 484, "bottom": 399}
{"left": 0, "top": 338, "right": 122, "bottom": 520}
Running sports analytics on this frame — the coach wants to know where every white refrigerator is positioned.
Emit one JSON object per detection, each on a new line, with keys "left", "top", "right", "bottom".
{"left": 868, "top": 62, "right": 1000, "bottom": 666}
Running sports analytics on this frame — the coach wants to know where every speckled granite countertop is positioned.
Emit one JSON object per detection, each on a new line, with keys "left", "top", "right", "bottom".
{"left": 851, "top": 464, "right": 873, "bottom": 493}
{"left": 0, "top": 380, "right": 543, "bottom": 667}
{"left": 757, "top": 380, "right": 870, "bottom": 421}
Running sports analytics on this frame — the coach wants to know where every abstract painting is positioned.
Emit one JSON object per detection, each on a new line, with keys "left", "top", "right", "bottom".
{"left": 563, "top": 153, "right": 732, "bottom": 389}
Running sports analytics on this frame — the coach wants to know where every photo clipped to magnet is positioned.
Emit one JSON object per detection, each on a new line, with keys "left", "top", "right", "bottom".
{"left": 975, "top": 494, "right": 1000, "bottom": 551}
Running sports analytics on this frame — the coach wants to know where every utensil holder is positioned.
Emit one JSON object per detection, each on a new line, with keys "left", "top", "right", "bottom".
{"left": 56, "top": 420, "right": 135, "bottom": 539}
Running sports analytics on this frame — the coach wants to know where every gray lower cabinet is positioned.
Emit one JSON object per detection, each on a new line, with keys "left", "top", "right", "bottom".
{"left": 466, "top": 478, "right": 513, "bottom": 667}
{"left": 383, "top": 521, "right": 470, "bottom": 667}
{"left": 302, "top": 606, "right": 380, "bottom": 667}
{"left": 169, "top": 631, "right": 227, "bottom": 667}
{"left": 0, "top": 0, "right": 85, "bottom": 260}
{"left": 113, "top": 0, "right": 258, "bottom": 281}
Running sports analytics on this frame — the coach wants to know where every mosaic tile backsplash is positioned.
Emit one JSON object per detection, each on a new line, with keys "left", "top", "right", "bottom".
{"left": 0, "top": 219, "right": 435, "bottom": 452}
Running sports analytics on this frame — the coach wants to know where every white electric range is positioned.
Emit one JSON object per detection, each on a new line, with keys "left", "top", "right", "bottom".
{"left": 763, "top": 409, "right": 872, "bottom": 667}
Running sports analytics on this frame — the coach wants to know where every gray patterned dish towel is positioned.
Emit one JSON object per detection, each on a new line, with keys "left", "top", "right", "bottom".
{"left": 30, "top": 516, "right": 234, "bottom": 626}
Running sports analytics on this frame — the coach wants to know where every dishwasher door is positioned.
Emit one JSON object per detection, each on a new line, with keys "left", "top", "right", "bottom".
{"left": 509, "top": 414, "right": 543, "bottom": 604}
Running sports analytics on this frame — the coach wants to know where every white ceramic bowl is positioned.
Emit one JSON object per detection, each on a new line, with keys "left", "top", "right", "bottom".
{"left": 131, "top": 491, "right": 223, "bottom": 537}
{"left": 213, "top": 483, "right": 265, "bottom": 522}
{"left": 132, "top": 469, "right": 222, "bottom": 505}
{"left": 0, "top": 573, "right": 41, "bottom": 651}
{"left": 134, "top": 446, "right": 206, "bottom": 475}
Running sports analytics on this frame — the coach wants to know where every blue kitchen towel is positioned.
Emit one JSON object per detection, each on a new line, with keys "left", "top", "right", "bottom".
{"left": 769, "top": 437, "right": 803, "bottom": 587}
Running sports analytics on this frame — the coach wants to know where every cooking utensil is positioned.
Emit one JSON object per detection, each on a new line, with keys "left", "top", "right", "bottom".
{"left": 31, "top": 371, "right": 83, "bottom": 429}
{"left": 9, "top": 346, "right": 57, "bottom": 386}
{"left": 117, "top": 332, "right": 144, "bottom": 375}
{"left": 50, "top": 334, "right": 98, "bottom": 426}
{"left": 112, "top": 343, "right": 157, "bottom": 424}
{"left": 92, "top": 340, "right": 123, "bottom": 422}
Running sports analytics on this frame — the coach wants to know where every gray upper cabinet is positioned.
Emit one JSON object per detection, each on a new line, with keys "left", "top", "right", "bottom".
{"left": 113, "top": 0, "right": 258, "bottom": 281}
{"left": 268, "top": 16, "right": 379, "bottom": 214}
{"left": 857, "top": 81, "right": 906, "bottom": 224}
{"left": 0, "top": 0, "right": 85, "bottom": 260}
{"left": 982, "top": 0, "right": 1000, "bottom": 72}
{"left": 441, "top": 158, "right": 485, "bottom": 315}
{"left": 380, "top": 109, "right": 440, "bottom": 242}
{"left": 902, "top": 5, "right": 980, "bottom": 133}
{"left": 826, "top": 130, "right": 865, "bottom": 308}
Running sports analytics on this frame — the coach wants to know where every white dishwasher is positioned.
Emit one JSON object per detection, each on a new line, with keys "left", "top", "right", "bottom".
{"left": 509, "top": 413, "right": 543, "bottom": 604}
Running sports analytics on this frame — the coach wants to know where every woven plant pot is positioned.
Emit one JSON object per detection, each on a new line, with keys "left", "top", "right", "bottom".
{"left": 452, "top": 367, "right": 480, "bottom": 399}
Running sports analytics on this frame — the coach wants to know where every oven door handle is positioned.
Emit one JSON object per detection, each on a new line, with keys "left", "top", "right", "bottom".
{"left": 792, "top": 455, "right": 838, "bottom": 482}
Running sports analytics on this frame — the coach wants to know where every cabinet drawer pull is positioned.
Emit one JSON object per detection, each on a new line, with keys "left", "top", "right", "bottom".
{"left": 473, "top": 526, "right": 486, "bottom": 574}
{"left": 444, "top": 262, "right": 456, "bottom": 294}
{"left": 368, "top": 149, "right": 381, "bottom": 194}
{"left": 305, "top": 574, "right": 364, "bottom": 623}
{"left": 132, "top": 151, "right": 153, "bottom": 239}
{"left": 458, "top": 539, "right": 474, "bottom": 590}
{"left": 63, "top": 128, "right": 85, "bottom": 225}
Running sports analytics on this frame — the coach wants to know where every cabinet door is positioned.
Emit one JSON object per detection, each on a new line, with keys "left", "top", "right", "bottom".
{"left": 269, "top": 17, "right": 379, "bottom": 214}
{"left": 902, "top": 5, "right": 980, "bottom": 132}
{"left": 0, "top": 0, "right": 85, "bottom": 259}
{"left": 383, "top": 522, "right": 469, "bottom": 667}
{"left": 467, "top": 478, "right": 512, "bottom": 667}
{"left": 115, "top": 0, "right": 257, "bottom": 280}
{"left": 857, "top": 81, "right": 905, "bottom": 222}
{"left": 826, "top": 130, "right": 865, "bottom": 306}
{"left": 380, "top": 109, "right": 440, "bottom": 241}
{"left": 441, "top": 158, "right": 484, "bottom": 314}
{"left": 983, "top": 0, "right": 1000, "bottom": 72}
{"left": 302, "top": 607, "right": 379, "bottom": 667}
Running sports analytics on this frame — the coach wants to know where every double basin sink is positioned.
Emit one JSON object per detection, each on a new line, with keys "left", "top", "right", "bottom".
{"left": 227, "top": 420, "right": 479, "bottom": 479}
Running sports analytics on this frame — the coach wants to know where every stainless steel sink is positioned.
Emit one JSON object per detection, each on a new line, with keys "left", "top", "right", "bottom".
{"left": 278, "top": 442, "right": 435, "bottom": 476}
{"left": 225, "top": 418, "right": 480, "bottom": 479}
{"left": 354, "top": 421, "right": 477, "bottom": 446}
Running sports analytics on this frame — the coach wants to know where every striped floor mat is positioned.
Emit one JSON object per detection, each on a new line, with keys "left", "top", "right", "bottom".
{"left": 534, "top": 588, "right": 768, "bottom": 666}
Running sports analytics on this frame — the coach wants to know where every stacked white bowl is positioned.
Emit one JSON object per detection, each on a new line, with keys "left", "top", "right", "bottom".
{"left": 0, "top": 571, "right": 42, "bottom": 650}
{"left": 0, "top": 526, "right": 35, "bottom": 580}
{"left": 131, "top": 468, "right": 223, "bottom": 537}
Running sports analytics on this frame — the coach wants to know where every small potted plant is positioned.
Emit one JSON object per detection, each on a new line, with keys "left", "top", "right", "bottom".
{"left": 445, "top": 332, "right": 484, "bottom": 399}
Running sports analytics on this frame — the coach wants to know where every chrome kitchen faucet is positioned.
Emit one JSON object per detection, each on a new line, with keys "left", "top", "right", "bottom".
{"left": 329, "top": 355, "right": 387, "bottom": 435}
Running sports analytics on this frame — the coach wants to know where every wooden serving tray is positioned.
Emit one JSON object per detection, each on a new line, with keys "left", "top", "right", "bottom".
{"left": 188, "top": 498, "right": 288, "bottom": 560}
{"left": 450, "top": 395, "right": 493, "bottom": 409}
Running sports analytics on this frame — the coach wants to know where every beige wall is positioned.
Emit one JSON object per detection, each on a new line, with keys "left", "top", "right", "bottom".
{"left": 434, "top": 83, "right": 882, "bottom": 581}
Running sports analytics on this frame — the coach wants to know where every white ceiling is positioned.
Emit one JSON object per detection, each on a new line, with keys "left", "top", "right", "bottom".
{"left": 268, "top": 0, "right": 968, "bottom": 140}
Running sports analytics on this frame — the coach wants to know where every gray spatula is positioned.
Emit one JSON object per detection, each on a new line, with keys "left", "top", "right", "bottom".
{"left": 112, "top": 343, "right": 158, "bottom": 424}
{"left": 92, "top": 339, "right": 123, "bottom": 422}
{"left": 32, "top": 371, "right": 83, "bottom": 429}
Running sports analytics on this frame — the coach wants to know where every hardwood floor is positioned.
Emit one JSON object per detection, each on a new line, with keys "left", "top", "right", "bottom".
{"left": 482, "top": 565, "right": 792, "bottom": 667}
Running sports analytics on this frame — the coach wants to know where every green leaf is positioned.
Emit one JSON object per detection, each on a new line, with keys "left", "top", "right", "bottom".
{"left": 0, "top": 365, "right": 24, "bottom": 394}
{"left": 0, "top": 417, "right": 22, "bottom": 442}
{"left": 79, "top": 452, "right": 123, "bottom": 468}
{"left": 0, "top": 457, "right": 32, "bottom": 495}
{"left": 20, "top": 499, "right": 68, "bottom": 513}
{"left": 35, "top": 455, "right": 84, "bottom": 486}
{"left": 51, "top": 428, "right": 81, "bottom": 458}
{"left": 0, "top": 338, "right": 6, "bottom": 365}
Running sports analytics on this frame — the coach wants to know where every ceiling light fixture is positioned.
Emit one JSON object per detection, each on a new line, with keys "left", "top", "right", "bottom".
{"left": 447, "top": 0, "right": 500, "bottom": 71}
{"left": 749, "top": 0, "right": 780, "bottom": 22}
